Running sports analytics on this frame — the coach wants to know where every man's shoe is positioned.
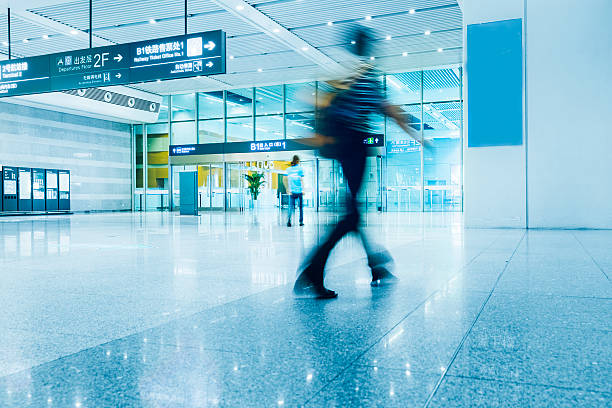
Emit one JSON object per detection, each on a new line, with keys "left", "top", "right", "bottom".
{"left": 287, "top": 221, "right": 292, "bottom": 227}
{"left": 370, "top": 265, "right": 399, "bottom": 287}
{"left": 314, "top": 287, "right": 338, "bottom": 299}
{"left": 293, "top": 273, "right": 337, "bottom": 299}
{"left": 299, "top": 222, "right": 304, "bottom": 226}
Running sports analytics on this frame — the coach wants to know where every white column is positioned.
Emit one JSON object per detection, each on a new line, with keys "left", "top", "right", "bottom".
{"left": 461, "top": 0, "right": 527, "bottom": 228}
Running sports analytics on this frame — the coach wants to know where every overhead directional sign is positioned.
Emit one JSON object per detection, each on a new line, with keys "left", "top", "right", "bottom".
{"left": 169, "top": 135, "right": 385, "bottom": 158}
{"left": 130, "top": 30, "right": 225, "bottom": 82}
{"left": 0, "top": 55, "right": 51, "bottom": 97}
{"left": 0, "top": 30, "right": 225, "bottom": 98}
{"left": 50, "top": 44, "right": 131, "bottom": 90}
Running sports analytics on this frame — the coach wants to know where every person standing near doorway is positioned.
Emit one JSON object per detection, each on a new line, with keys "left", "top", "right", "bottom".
{"left": 286, "top": 155, "right": 304, "bottom": 227}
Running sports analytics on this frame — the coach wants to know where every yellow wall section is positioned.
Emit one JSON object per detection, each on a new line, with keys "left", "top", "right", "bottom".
{"left": 145, "top": 133, "right": 169, "bottom": 188}
{"left": 148, "top": 151, "right": 169, "bottom": 165}
{"left": 148, "top": 168, "right": 168, "bottom": 188}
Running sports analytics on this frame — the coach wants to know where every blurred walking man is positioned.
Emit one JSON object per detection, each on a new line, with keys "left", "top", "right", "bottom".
{"left": 294, "top": 26, "right": 426, "bottom": 299}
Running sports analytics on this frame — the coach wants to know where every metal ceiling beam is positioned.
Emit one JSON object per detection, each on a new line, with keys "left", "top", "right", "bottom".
{"left": 210, "top": 0, "right": 342, "bottom": 74}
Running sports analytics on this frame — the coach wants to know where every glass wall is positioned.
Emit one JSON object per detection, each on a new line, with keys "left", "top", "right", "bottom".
{"left": 133, "top": 66, "right": 463, "bottom": 212}
{"left": 134, "top": 124, "right": 144, "bottom": 211}
{"left": 198, "top": 92, "right": 224, "bottom": 144}
{"left": 146, "top": 123, "right": 170, "bottom": 210}
{"left": 422, "top": 68, "right": 462, "bottom": 211}
{"left": 385, "top": 71, "right": 423, "bottom": 211}
{"left": 227, "top": 88, "right": 253, "bottom": 142}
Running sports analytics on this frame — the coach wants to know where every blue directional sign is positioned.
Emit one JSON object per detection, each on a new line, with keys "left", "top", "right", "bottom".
{"left": 0, "top": 30, "right": 226, "bottom": 98}
{"left": 0, "top": 55, "right": 50, "bottom": 97}
{"left": 50, "top": 44, "right": 130, "bottom": 91}
{"left": 130, "top": 30, "right": 225, "bottom": 82}
{"left": 170, "top": 135, "right": 384, "bottom": 157}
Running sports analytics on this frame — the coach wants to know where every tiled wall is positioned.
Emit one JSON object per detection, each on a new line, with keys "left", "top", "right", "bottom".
{"left": 0, "top": 102, "right": 131, "bottom": 211}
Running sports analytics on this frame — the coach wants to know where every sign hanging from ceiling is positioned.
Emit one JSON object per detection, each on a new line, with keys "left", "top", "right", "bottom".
{"left": 0, "top": 30, "right": 225, "bottom": 98}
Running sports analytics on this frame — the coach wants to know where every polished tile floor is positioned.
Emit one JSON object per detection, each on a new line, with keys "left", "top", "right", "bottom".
{"left": 0, "top": 211, "right": 610, "bottom": 407}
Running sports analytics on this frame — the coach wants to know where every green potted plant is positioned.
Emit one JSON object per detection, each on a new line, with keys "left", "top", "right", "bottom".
{"left": 245, "top": 172, "right": 265, "bottom": 205}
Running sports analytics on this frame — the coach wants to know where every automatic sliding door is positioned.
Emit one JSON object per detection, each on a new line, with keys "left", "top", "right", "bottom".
{"left": 198, "top": 164, "right": 224, "bottom": 210}
{"left": 227, "top": 162, "right": 246, "bottom": 211}
{"left": 356, "top": 156, "right": 381, "bottom": 211}
{"left": 317, "top": 159, "right": 335, "bottom": 209}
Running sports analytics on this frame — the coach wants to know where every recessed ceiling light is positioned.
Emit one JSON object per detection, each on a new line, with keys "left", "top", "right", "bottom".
{"left": 437, "top": 48, "right": 443, "bottom": 52}
{"left": 409, "top": 9, "right": 416, "bottom": 14}
{"left": 23, "top": 38, "right": 29, "bottom": 43}
{"left": 236, "top": 5, "right": 244, "bottom": 10}
{"left": 149, "top": 19, "right": 157, "bottom": 24}
{"left": 70, "top": 30, "right": 79, "bottom": 35}
{"left": 424, "top": 30, "right": 431, "bottom": 36}
{"left": 229, "top": 55, "right": 235, "bottom": 59}
{"left": 273, "top": 28, "right": 280, "bottom": 33}
{"left": 402, "top": 51, "right": 408, "bottom": 57}
{"left": 351, "top": 40, "right": 356, "bottom": 45}
{"left": 301, "top": 46, "right": 308, "bottom": 51}
{"left": 370, "top": 56, "right": 375, "bottom": 60}
{"left": 42, "top": 34, "right": 50, "bottom": 40}
{"left": 386, "top": 35, "right": 392, "bottom": 40}
{"left": 327, "top": 21, "right": 333, "bottom": 26}
{"left": 2, "top": 41, "right": 8, "bottom": 46}
{"left": 257, "top": 68, "right": 263, "bottom": 72}
{"left": 365, "top": 15, "right": 372, "bottom": 20}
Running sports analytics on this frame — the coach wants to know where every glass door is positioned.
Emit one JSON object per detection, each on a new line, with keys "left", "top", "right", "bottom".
{"left": 227, "top": 162, "right": 246, "bottom": 211}
{"left": 317, "top": 159, "right": 335, "bottom": 210}
{"left": 294, "top": 159, "right": 316, "bottom": 210}
{"left": 356, "top": 156, "right": 382, "bottom": 211}
{"left": 198, "top": 163, "right": 224, "bottom": 210}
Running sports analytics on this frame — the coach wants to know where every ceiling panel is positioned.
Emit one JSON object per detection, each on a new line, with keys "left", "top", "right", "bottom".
{"left": 130, "top": 75, "right": 227, "bottom": 94}
{"left": 228, "top": 51, "right": 314, "bottom": 73}
{"left": 29, "top": 0, "right": 257, "bottom": 36}
{"left": 252, "top": 0, "right": 457, "bottom": 28}
{"left": 0, "top": 14, "right": 88, "bottom": 57}
{"left": 95, "top": 19, "right": 186, "bottom": 43}
{"left": 227, "top": 34, "right": 290, "bottom": 57}
{"left": 28, "top": 0, "right": 89, "bottom": 30}
{"left": 319, "top": 30, "right": 461, "bottom": 60}
{"left": 216, "top": 65, "right": 323, "bottom": 88}
{"left": 291, "top": 7, "right": 461, "bottom": 48}
{"left": 186, "top": 11, "right": 262, "bottom": 37}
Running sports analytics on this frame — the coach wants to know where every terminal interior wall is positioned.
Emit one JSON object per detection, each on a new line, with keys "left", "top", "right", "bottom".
{"left": 0, "top": 102, "right": 131, "bottom": 212}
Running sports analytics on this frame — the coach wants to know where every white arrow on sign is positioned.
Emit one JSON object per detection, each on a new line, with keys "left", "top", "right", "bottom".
{"left": 114, "top": 54, "right": 123, "bottom": 62}
{"left": 206, "top": 61, "right": 214, "bottom": 68}
{"left": 203, "top": 41, "right": 216, "bottom": 51}
{"left": 116, "top": 73, "right": 122, "bottom": 79}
